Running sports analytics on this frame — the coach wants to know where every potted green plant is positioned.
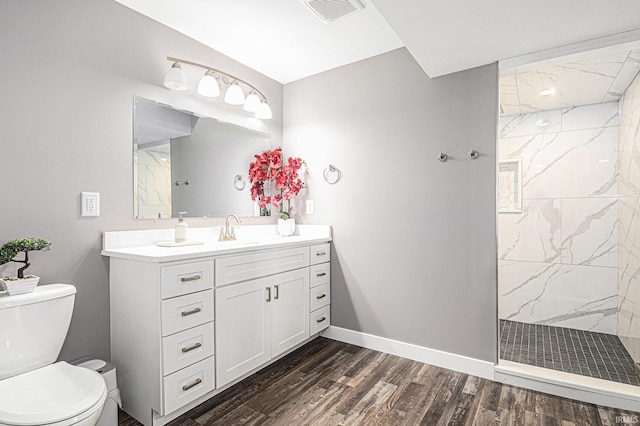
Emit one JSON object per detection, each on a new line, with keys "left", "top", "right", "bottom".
{"left": 0, "top": 237, "right": 51, "bottom": 295}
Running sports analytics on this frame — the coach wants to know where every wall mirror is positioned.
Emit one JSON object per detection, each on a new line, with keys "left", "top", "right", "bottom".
{"left": 133, "top": 96, "right": 271, "bottom": 219}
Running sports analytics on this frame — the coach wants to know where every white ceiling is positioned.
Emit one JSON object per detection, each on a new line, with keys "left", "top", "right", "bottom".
{"left": 114, "top": 0, "right": 640, "bottom": 83}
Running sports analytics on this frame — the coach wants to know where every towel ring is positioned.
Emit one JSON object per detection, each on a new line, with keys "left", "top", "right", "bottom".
{"left": 234, "top": 175, "right": 246, "bottom": 190}
{"left": 323, "top": 165, "right": 341, "bottom": 184}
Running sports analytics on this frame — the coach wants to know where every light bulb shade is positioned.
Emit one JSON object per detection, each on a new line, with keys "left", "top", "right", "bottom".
{"left": 224, "top": 83, "right": 245, "bottom": 105}
{"left": 163, "top": 62, "right": 188, "bottom": 91}
{"left": 243, "top": 93, "right": 261, "bottom": 112}
{"left": 197, "top": 71, "right": 220, "bottom": 98}
{"left": 255, "top": 101, "right": 272, "bottom": 120}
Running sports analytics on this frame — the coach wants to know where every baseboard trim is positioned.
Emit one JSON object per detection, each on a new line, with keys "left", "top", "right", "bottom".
{"left": 321, "top": 326, "right": 495, "bottom": 380}
{"left": 495, "top": 361, "right": 640, "bottom": 412}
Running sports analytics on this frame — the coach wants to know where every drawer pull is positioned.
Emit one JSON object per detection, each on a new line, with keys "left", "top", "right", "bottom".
{"left": 182, "top": 378, "right": 202, "bottom": 391}
{"left": 316, "top": 251, "right": 326, "bottom": 257}
{"left": 266, "top": 287, "right": 271, "bottom": 302}
{"left": 180, "top": 275, "right": 201, "bottom": 283}
{"left": 181, "top": 342, "right": 202, "bottom": 353}
{"left": 181, "top": 307, "right": 202, "bottom": 317}
{"left": 274, "top": 285, "right": 279, "bottom": 300}
{"left": 316, "top": 272, "right": 327, "bottom": 277}
{"left": 316, "top": 293, "right": 327, "bottom": 300}
{"left": 316, "top": 317, "right": 327, "bottom": 323}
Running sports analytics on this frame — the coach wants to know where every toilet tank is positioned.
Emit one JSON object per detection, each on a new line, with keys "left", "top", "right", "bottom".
{"left": 0, "top": 284, "right": 76, "bottom": 379}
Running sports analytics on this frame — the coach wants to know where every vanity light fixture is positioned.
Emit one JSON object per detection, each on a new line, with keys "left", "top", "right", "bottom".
{"left": 196, "top": 70, "right": 220, "bottom": 98}
{"left": 243, "top": 91, "right": 261, "bottom": 113}
{"left": 163, "top": 62, "right": 188, "bottom": 91}
{"left": 163, "top": 56, "right": 272, "bottom": 119}
{"left": 224, "top": 82, "right": 246, "bottom": 105}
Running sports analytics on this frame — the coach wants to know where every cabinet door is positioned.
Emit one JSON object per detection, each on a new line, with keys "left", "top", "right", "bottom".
{"left": 271, "top": 268, "right": 310, "bottom": 357}
{"left": 215, "top": 277, "right": 271, "bottom": 387}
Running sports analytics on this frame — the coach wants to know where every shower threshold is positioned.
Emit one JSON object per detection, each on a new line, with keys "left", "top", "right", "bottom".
{"left": 499, "top": 320, "right": 639, "bottom": 386}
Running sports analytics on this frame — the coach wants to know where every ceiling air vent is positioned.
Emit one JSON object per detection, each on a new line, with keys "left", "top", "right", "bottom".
{"left": 301, "top": 0, "right": 366, "bottom": 22}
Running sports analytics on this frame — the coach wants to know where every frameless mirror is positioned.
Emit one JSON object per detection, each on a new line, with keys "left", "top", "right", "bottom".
{"left": 133, "top": 96, "right": 271, "bottom": 219}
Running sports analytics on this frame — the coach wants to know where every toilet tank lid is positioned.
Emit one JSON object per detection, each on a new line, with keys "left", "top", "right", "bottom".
{"left": 0, "top": 284, "right": 76, "bottom": 309}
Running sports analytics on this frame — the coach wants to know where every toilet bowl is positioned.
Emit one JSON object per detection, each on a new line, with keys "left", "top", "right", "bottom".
{"left": 0, "top": 362, "right": 107, "bottom": 426}
{"left": 0, "top": 284, "right": 108, "bottom": 426}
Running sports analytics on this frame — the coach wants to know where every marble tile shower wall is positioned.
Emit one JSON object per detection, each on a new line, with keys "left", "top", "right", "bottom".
{"left": 618, "top": 72, "right": 640, "bottom": 364}
{"left": 499, "top": 102, "right": 619, "bottom": 334}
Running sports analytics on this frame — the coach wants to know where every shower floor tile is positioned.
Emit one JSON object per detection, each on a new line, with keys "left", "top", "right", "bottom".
{"left": 500, "top": 320, "right": 640, "bottom": 386}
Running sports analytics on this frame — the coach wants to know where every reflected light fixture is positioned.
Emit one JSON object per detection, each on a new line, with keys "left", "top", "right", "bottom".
{"left": 163, "top": 62, "right": 188, "bottom": 91}
{"left": 196, "top": 70, "right": 220, "bottom": 98}
{"left": 163, "top": 56, "right": 272, "bottom": 119}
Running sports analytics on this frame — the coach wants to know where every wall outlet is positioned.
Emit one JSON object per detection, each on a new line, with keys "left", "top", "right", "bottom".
{"left": 306, "top": 200, "right": 314, "bottom": 215}
{"left": 81, "top": 192, "right": 100, "bottom": 217}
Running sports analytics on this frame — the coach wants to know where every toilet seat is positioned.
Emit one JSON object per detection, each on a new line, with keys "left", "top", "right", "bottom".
{"left": 0, "top": 362, "right": 107, "bottom": 425}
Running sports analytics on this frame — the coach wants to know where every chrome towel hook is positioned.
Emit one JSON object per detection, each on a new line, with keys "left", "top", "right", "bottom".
{"left": 437, "top": 153, "right": 447, "bottom": 162}
{"left": 468, "top": 150, "right": 479, "bottom": 159}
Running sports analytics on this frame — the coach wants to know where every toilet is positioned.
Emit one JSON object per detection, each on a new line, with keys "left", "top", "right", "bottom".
{"left": 0, "top": 284, "right": 107, "bottom": 426}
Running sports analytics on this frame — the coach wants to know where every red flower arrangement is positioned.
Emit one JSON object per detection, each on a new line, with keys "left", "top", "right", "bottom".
{"left": 248, "top": 147, "right": 304, "bottom": 219}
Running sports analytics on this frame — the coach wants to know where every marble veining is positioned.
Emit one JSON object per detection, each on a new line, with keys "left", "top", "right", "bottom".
{"left": 499, "top": 103, "right": 620, "bottom": 334}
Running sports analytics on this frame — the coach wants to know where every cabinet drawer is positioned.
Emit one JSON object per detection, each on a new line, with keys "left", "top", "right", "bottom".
{"left": 309, "top": 263, "right": 330, "bottom": 288}
{"left": 310, "top": 305, "right": 330, "bottom": 335}
{"left": 162, "top": 322, "right": 214, "bottom": 375}
{"left": 161, "top": 290, "right": 214, "bottom": 336}
{"left": 216, "top": 247, "right": 309, "bottom": 286}
{"left": 310, "top": 283, "right": 330, "bottom": 312}
{"left": 162, "top": 356, "right": 215, "bottom": 415}
{"left": 310, "top": 243, "right": 330, "bottom": 265}
{"left": 162, "top": 260, "right": 214, "bottom": 299}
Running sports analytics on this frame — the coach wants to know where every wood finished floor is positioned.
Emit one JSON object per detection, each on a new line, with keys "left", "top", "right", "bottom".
{"left": 118, "top": 337, "right": 640, "bottom": 425}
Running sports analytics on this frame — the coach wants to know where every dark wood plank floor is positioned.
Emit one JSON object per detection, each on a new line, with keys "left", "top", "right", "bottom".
{"left": 118, "top": 337, "right": 640, "bottom": 425}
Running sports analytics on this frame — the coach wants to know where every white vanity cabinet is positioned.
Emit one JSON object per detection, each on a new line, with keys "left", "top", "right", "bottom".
{"left": 215, "top": 247, "right": 310, "bottom": 387}
{"left": 109, "top": 258, "right": 216, "bottom": 425}
{"left": 103, "top": 225, "right": 331, "bottom": 426}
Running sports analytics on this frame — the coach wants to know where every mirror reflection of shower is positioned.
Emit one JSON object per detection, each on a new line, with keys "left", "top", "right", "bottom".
{"left": 497, "top": 42, "right": 640, "bottom": 387}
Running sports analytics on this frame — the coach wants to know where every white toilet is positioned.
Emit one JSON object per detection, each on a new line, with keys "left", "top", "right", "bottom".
{"left": 0, "top": 284, "right": 107, "bottom": 426}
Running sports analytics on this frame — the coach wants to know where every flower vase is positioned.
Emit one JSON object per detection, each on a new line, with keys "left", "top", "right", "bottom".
{"left": 0, "top": 275, "right": 40, "bottom": 295}
{"left": 277, "top": 219, "right": 296, "bottom": 236}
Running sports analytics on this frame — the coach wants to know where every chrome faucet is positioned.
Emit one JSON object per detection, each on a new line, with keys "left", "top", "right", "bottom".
{"left": 219, "top": 214, "right": 241, "bottom": 241}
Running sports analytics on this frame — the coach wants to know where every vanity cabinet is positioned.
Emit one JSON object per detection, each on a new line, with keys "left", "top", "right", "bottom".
{"left": 109, "top": 258, "right": 216, "bottom": 425}
{"left": 215, "top": 268, "right": 309, "bottom": 387}
{"left": 104, "top": 227, "right": 331, "bottom": 426}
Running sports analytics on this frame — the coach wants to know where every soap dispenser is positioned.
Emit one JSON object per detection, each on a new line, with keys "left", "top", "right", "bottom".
{"left": 175, "top": 212, "right": 188, "bottom": 243}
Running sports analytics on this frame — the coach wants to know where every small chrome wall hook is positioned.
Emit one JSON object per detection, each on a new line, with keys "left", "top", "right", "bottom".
{"left": 437, "top": 153, "right": 448, "bottom": 162}
{"left": 468, "top": 150, "right": 479, "bottom": 159}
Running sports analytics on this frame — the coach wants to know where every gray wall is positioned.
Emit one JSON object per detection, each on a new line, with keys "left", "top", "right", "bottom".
{"left": 0, "top": 0, "right": 282, "bottom": 361}
{"left": 283, "top": 48, "right": 498, "bottom": 362}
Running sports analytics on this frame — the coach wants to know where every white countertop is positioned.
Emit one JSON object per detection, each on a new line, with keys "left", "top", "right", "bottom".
{"left": 101, "top": 225, "right": 332, "bottom": 262}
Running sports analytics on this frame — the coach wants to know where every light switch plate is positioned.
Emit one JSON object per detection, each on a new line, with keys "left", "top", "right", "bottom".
{"left": 306, "top": 200, "right": 314, "bottom": 215}
{"left": 81, "top": 192, "right": 100, "bottom": 217}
